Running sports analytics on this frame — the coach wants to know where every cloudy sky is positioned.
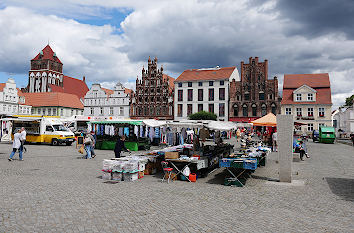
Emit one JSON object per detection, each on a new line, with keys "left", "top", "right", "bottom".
{"left": 0, "top": 0, "right": 353, "bottom": 108}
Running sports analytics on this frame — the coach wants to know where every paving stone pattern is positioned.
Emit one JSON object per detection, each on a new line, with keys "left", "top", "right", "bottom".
{"left": 0, "top": 139, "right": 353, "bottom": 232}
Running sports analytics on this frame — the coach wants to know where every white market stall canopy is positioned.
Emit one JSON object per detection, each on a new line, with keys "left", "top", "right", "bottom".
{"left": 207, "top": 121, "right": 238, "bottom": 131}
{"left": 142, "top": 119, "right": 167, "bottom": 127}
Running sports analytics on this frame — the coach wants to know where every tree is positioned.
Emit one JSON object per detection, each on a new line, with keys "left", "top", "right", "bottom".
{"left": 188, "top": 111, "right": 217, "bottom": 120}
{"left": 345, "top": 94, "right": 354, "bottom": 107}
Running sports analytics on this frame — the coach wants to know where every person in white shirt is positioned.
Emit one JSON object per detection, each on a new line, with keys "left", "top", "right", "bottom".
{"left": 8, "top": 129, "right": 23, "bottom": 161}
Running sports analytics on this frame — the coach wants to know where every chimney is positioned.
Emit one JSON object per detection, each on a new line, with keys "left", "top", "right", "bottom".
{"left": 83, "top": 76, "right": 86, "bottom": 82}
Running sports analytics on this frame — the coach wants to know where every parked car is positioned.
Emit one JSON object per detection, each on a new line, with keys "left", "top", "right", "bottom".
{"left": 312, "top": 130, "right": 319, "bottom": 142}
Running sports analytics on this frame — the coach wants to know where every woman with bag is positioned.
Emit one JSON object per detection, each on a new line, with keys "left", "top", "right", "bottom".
{"left": 84, "top": 133, "right": 95, "bottom": 159}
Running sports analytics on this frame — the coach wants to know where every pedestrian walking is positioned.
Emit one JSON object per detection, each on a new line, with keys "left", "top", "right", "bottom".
{"left": 350, "top": 133, "right": 354, "bottom": 147}
{"left": 20, "top": 127, "right": 27, "bottom": 153}
{"left": 8, "top": 129, "right": 23, "bottom": 161}
{"left": 114, "top": 135, "right": 129, "bottom": 158}
{"left": 83, "top": 132, "right": 95, "bottom": 159}
{"left": 272, "top": 131, "right": 277, "bottom": 152}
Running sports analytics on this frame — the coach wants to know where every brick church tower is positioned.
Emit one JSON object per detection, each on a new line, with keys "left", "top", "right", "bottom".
{"left": 229, "top": 57, "right": 281, "bottom": 122}
{"left": 28, "top": 45, "right": 64, "bottom": 93}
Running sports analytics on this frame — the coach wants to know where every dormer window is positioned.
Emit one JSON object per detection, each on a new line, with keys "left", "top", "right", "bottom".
{"left": 307, "top": 93, "right": 313, "bottom": 101}
{"left": 296, "top": 94, "right": 302, "bottom": 101}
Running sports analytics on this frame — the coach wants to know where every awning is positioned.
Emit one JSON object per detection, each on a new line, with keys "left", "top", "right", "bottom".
{"left": 143, "top": 119, "right": 167, "bottom": 127}
{"left": 251, "top": 113, "right": 277, "bottom": 127}
{"left": 207, "top": 121, "right": 237, "bottom": 131}
{"left": 90, "top": 120, "right": 143, "bottom": 125}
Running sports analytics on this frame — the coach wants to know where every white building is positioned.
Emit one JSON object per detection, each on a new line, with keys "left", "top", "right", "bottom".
{"left": 333, "top": 104, "right": 354, "bottom": 137}
{"left": 84, "top": 83, "right": 131, "bottom": 118}
{"left": 281, "top": 73, "right": 332, "bottom": 133}
{"left": 0, "top": 78, "right": 32, "bottom": 116}
{"left": 174, "top": 66, "right": 239, "bottom": 121}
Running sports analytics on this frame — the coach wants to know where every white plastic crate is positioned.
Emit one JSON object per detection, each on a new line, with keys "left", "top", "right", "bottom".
{"left": 102, "top": 171, "right": 112, "bottom": 180}
{"left": 123, "top": 172, "right": 138, "bottom": 182}
{"left": 102, "top": 159, "right": 114, "bottom": 171}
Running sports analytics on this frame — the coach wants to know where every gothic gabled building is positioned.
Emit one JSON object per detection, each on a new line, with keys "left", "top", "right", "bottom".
{"left": 229, "top": 57, "right": 281, "bottom": 122}
{"left": 130, "top": 57, "right": 174, "bottom": 120}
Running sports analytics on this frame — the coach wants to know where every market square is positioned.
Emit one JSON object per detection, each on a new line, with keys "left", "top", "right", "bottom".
{"left": 1, "top": 139, "right": 353, "bottom": 232}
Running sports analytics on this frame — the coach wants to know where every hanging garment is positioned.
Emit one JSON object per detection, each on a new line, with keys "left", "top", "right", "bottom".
{"left": 118, "top": 127, "right": 124, "bottom": 136}
{"left": 134, "top": 126, "right": 139, "bottom": 137}
{"left": 124, "top": 127, "right": 129, "bottom": 136}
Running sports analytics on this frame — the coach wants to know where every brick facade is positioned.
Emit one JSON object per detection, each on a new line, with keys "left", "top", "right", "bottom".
{"left": 229, "top": 57, "right": 280, "bottom": 122}
{"left": 130, "top": 57, "right": 174, "bottom": 120}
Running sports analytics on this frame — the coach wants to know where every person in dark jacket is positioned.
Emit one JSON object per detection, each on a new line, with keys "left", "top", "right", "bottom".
{"left": 114, "top": 135, "right": 129, "bottom": 158}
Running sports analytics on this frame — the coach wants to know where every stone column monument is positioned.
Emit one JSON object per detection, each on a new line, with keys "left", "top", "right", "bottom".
{"left": 277, "top": 115, "right": 293, "bottom": 183}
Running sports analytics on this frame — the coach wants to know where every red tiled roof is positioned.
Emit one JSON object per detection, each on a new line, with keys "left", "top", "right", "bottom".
{"left": 49, "top": 75, "right": 89, "bottom": 99}
{"left": 175, "top": 66, "right": 236, "bottom": 82}
{"left": 31, "top": 45, "right": 62, "bottom": 64}
{"left": 17, "top": 88, "right": 25, "bottom": 96}
{"left": 22, "top": 92, "right": 83, "bottom": 109}
{"left": 0, "top": 83, "right": 4, "bottom": 92}
{"left": 283, "top": 73, "right": 330, "bottom": 88}
{"left": 102, "top": 88, "right": 114, "bottom": 96}
{"left": 281, "top": 73, "right": 332, "bottom": 105}
{"left": 163, "top": 74, "right": 175, "bottom": 90}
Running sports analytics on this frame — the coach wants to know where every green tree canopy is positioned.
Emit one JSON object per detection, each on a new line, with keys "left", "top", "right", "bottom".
{"left": 345, "top": 94, "right": 354, "bottom": 106}
{"left": 188, "top": 111, "right": 217, "bottom": 120}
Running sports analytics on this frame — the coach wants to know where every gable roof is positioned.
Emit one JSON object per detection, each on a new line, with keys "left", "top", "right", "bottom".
{"left": 31, "top": 45, "right": 62, "bottom": 64}
{"left": 22, "top": 92, "right": 84, "bottom": 109}
{"left": 48, "top": 75, "right": 89, "bottom": 99}
{"left": 281, "top": 73, "right": 332, "bottom": 105}
{"left": 163, "top": 74, "right": 175, "bottom": 90}
{"left": 124, "top": 88, "right": 132, "bottom": 95}
{"left": 283, "top": 73, "right": 330, "bottom": 89}
{"left": 175, "top": 66, "right": 236, "bottom": 82}
{"left": 102, "top": 88, "right": 114, "bottom": 96}
{"left": 293, "top": 84, "right": 317, "bottom": 93}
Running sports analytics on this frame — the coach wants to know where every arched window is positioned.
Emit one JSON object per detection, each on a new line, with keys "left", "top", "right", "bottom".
{"left": 233, "top": 104, "right": 238, "bottom": 117}
{"left": 271, "top": 103, "right": 276, "bottom": 115}
{"left": 252, "top": 104, "right": 257, "bottom": 117}
{"left": 242, "top": 104, "right": 248, "bottom": 117}
{"left": 261, "top": 104, "right": 267, "bottom": 116}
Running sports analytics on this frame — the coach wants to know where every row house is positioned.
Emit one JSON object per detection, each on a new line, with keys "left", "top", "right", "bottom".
{"left": 0, "top": 78, "right": 32, "bottom": 116}
{"left": 281, "top": 73, "right": 332, "bottom": 133}
{"left": 174, "top": 66, "right": 239, "bottom": 121}
{"left": 333, "top": 103, "right": 354, "bottom": 137}
{"left": 130, "top": 57, "right": 175, "bottom": 120}
{"left": 84, "top": 83, "right": 131, "bottom": 118}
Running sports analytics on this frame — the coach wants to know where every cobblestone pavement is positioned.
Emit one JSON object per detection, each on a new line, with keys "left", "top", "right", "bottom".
{"left": 0, "top": 139, "right": 353, "bottom": 232}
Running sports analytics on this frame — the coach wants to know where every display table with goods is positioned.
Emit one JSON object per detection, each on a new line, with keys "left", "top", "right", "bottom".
{"left": 220, "top": 145, "right": 271, "bottom": 187}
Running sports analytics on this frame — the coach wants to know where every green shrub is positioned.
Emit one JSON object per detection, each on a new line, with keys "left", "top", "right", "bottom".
{"left": 188, "top": 111, "right": 217, "bottom": 120}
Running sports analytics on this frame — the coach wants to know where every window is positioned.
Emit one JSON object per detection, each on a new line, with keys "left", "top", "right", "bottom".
{"left": 178, "top": 83, "right": 182, "bottom": 87}
{"left": 219, "top": 103, "right": 225, "bottom": 117}
{"left": 261, "top": 104, "right": 267, "bottom": 116}
{"left": 198, "top": 82, "right": 203, "bottom": 87}
{"left": 236, "top": 95, "right": 240, "bottom": 101}
{"left": 177, "top": 104, "right": 183, "bottom": 117}
{"left": 208, "top": 104, "right": 214, "bottom": 113}
{"left": 188, "top": 82, "right": 192, "bottom": 87}
{"left": 198, "top": 89, "right": 203, "bottom": 101}
{"left": 252, "top": 104, "right": 257, "bottom": 116}
{"left": 187, "top": 104, "right": 193, "bottom": 116}
{"left": 110, "top": 107, "right": 113, "bottom": 115}
{"left": 307, "top": 123, "right": 313, "bottom": 132}
{"left": 244, "top": 93, "right": 250, "bottom": 100}
{"left": 48, "top": 108, "right": 52, "bottom": 116}
{"left": 100, "top": 107, "right": 103, "bottom": 115}
{"left": 53, "top": 108, "right": 57, "bottom": 116}
{"left": 269, "top": 94, "right": 273, "bottom": 100}
{"left": 271, "top": 104, "right": 276, "bottom": 115}
{"left": 178, "top": 90, "right": 183, "bottom": 101}
{"left": 319, "top": 107, "right": 325, "bottom": 117}
{"left": 209, "top": 81, "right": 214, "bottom": 86}
{"left": 220, "top": 80, "right": 224, "bottom": 86}
{"left": 219, "top": 88, "right": 225, "bottom": 100}
{"left": 296, "top": 93, "right": 302, "bottom": 101}
{"left": 188, "top": 89, "right": 193, "bottom": 101}
{"left": 307, "top": 107, "right": 313, "bottom": 117}
{"left": 60, "top": 108, "right": 64, "bottom": 116}
{"left": 319, "top": 123, "right": 325, "bottom": 128}
{"left": 285, "top": 107, "right": 292, "bottom": 115}
{"left": 233, "top": 105, "right": 238, "bottom": 117}
{"left": 31, "top": 108, "right": 34, "bottom": 114}
{"left": 90, "top": 107, "right": 94, "bottom": 115}
{"left": 259, "top": 92, "right": 265, "bottom": 100}
{"left": 46, "top": 126, "right": 53, "bottom": 132}
{"left": 208, "top": 89, "right": 214, "bottom": 101}
{"left": 242, "top": 105, "right": 248, "bottom": 117}
{"left": 198, "top": 104, "right": 203, "bottom": 112}
{"left": 307, "top": 93, "right": 313, "bottom": 101}
{"left": 296, "top": 108, "right": 302, "bottom": 116}
{"left": 120, "top": 107, "right": 124, "bottom": 116}
{"left": 71, "top": 109, "right": 74, "bottom": 116}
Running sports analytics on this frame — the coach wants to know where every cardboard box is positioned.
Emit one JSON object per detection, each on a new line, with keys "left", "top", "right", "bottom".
{"left": 165, "top": 152, "right": 179, "bottom": 159}
{"left": 144, "top": 162, "right": 157, "bottom": 175}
